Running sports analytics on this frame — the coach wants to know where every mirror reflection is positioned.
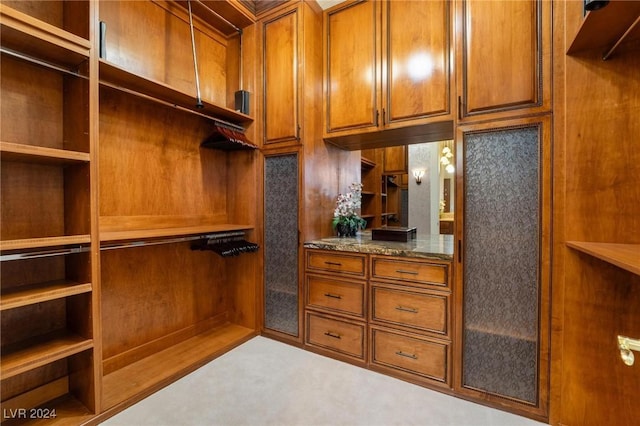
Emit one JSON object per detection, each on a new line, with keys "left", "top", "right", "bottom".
{"left": 360, "top": 140, "right": 454, "bottom": 236}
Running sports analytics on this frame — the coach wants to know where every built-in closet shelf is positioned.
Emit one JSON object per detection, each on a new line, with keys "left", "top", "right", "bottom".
{"left": 0, "top": 141, "right": 90, "bottom": 165}
{"left": 567, "top": 1, "right": 640, "bottom": 56}
{"left": 99, "top": 60, "right": 253, "bottom": 126}
{"left": 361, "top": 215, "right": 375, "bottom": 219}
{"left": 0, "top": 281, "right": 92, "bottom": 311}
{"left": 566, "top": 241, "right": 640, "bottom": 276}
{"left": 175, "top": 0, "right": 255, "bottom": 37}
{"left": 9, "top": 395, "right": 94, "bottom": 426}
{"left": 361, "top": 157, "right": 376, "bottom": 169}
{"left": 1, "top": 331, "right": 93, "bottom": 380}
{"left": 362, "top": 191, "right": 375, "bottom": 196}
{"left": 99, "top": 224, "right": 253, "bottom": 244}
{"left": 0, "top": 4, "right": 90, "bottom": 68}
{"left": 0, "top": 235, "right": 91, "bottom": 252}
{"left": 102, "top": 323, "right": 255, "bottom": 410}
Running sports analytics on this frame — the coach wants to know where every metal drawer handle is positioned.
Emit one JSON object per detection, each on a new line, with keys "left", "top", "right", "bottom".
{"left": 324, "top": 331, "right": 342, "bottom": 339}
{"left": 395, "top": 350, "right": 418, "bottom": 360}
{"left": 396, "top": 269, "right": 418, "bottom": 275}
{"left": 324, "top": 293, "right": 342, "bottom": 299}
{"left": 395, "top": 305, "right": 419, "bottom": 314}
{"left": 325, "top": 261, "right": 343, "bottom": 266}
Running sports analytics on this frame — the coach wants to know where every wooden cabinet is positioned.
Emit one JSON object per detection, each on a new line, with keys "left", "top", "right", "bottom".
{"left": 456, "top": 0, "right": 552, "bottom": 122}
{"left": 323, "top": 0, "right": 453, "bottom": 139}
{"left": 383, "top": 146, "right": 406, "bottom": 174}
{"left": 455, "top": 116, "right": 551, "bottom": 418}
{"left": 304, "top": 248, "right": 453, "bottom": 388}
{"left": 304, "top": 250, "right": 368, "bottom": 365}
{"left": 361, "top": 149, "right": 383, "bottom": 229}
{"left": 369, "top": 255, "right": 452, "bottom": 389}
{"left": 0, "top": 1, "right": 98, "bottom": 421}
{"left": 261, "top": 5, "right": 299, "bottom": 145}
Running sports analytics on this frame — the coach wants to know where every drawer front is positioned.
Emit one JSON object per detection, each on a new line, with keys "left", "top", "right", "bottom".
{"left": 306, "top": 250, "right": 367, "bottom": 277}
{"left": 371, "top": 328, "right": 448, "bottom": 383}
{"left": 371, "top": 286, "right": 448, "bottom": 336}
{"left": 371, "top": 257, "right": 448, "bottom": 287}
{"left": 306, "top": 313, "right": 365, "bottom": 359}
{"left": 306, "top": 274, "right": 365, "bottom": 317}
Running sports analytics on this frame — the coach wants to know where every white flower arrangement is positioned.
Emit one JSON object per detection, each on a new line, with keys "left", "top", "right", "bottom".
{"left": 332, "top": 182, "right": 366, "bottom": 236}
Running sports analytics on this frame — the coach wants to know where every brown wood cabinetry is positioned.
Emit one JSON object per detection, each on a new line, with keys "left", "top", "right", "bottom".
{"left": 456, "top": 0, "right": 552, "bottom": 122}
{"left": 323, "top": 0, "right": 453, "bottom": 139}
{"left": 304, "top": 248, "right": 452, "bottom": 389}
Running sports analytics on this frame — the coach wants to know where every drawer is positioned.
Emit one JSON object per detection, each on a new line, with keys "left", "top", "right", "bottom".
{"left": 306, "top": 250, "right": 367, "bottom": 278}
{"left": 371, "top": 285, "right": 448, "bottom": 336}
{"left": 371, "top": 257, "right": 448, "bottom": 288}
{"left": 306, "top": 274, "right": 365, "bottom": 317}
{"left": 306, "top": 312, "right": 365, "bottom": 359}
{"left": 370, "top": 328, "right": 448, "bottom": 383}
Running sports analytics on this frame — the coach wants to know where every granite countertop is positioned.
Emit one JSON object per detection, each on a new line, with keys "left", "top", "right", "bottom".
{"left": 304, "top": 231, "right": 454, "bottom": 261}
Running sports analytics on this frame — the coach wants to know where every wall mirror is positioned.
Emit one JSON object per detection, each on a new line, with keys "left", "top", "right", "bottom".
{"left": 360, "top": 140, "right": 455, "bottom": 236}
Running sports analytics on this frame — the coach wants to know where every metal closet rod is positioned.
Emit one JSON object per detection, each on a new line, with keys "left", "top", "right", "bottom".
{"left": 0, "top": 47, "right": 89, "bottom": 80}
{"left": 0, "top": 245, "right": 91, "bottom": 262}
{"left": 100, "top": 231, "right": 248, "bottom": 251}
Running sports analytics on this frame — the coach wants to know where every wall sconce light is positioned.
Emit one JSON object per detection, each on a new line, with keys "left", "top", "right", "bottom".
{"left": 412, "top": 169, "right": 425, "bottom": 184}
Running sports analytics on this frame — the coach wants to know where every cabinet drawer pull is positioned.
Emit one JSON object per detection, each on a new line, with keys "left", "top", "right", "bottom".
{"left": 395, "top": 305, "right": 419, "bottom": 314}
{"left": 324, "top": 331, "right": 342, "bottom": 339}
{"left": 396, "top": 269, "right": 419, "bottom": 275}
{"left": 324, "top": 293, "right": 342, "bottom": 299}
{"left": 324, "top": 261, "right": 342, "bottom": 266}
{"left": 395, "top": 350, "right": 418, "bottom": 360}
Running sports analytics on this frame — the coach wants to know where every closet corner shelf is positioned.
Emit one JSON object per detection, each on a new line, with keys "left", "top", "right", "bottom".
{"left": 1, "top": 331, "right": 93, "bottom": 380}
{"left": 0, "top": 4, "right": 90, "bottom": 67}
{"left": 99, "top": 224, "right": 253, "bottom": 244}
{"left": 0, "top": 141, "right": 90, "bottom": 165}
{"left": 567, "top": 1, "right": 640, "bottom": 56}
{"left": 99, "top": 60, "right": 253, "bottom": 126}
{"left": 566, "top": 241, "right": 640, "bottom": 276}
{"left": 1, "top": 281, "right": 93, "bottom": 312}
{"left": 0, "top": 235, "right": 91, "bottom": 252}
{"left": 361, "top": 157, "right": 376, "bottom": 169}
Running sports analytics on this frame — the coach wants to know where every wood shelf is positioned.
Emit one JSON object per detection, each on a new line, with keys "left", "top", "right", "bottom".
{"left": 1, "top": 281, "right": 92, "bottom": 311}
{"left": 9, "top": 395, "right": 94, "bottom": 426}
{"left": 566, "top": 241, "right": 640, "bottom": 276}
{"left": 0, "top": 4, "right": 90, "bottom": 69}
{"left": 0, "top": 142, "right": 90, "bottom": 165}
{"left": 0, "top": 235, "right": 91, "bottom": 252}
{"left": 361, "top": 157, "right": 376, "bottom": 169}
{"left": 99, "top": 224, "right": 253, "bottom": 244}
{"left": 99, "top": 60, "right": 253, "bottom": 126}
{"left": 1, "top": 331, "right": 93, "bottom": 380}
{"left": 567, "top": 0, "right": 640, "bottom": 56}
{"left": 102, "top": 323, "right": 255, "bottom": 410}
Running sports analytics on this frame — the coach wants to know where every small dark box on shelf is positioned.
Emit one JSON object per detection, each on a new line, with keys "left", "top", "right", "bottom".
{"left": 371, "top": 226, "right": 417, "bottom": 242}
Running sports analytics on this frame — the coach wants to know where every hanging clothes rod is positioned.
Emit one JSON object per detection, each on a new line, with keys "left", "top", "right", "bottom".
{"left": 0, "top": 245, "right": 91, "bottom": 262}
{"left": 100, "top": 231, "right": 247, "bottom": 251}
{"left": 0, "top": 47, "right": 89, "bottom": 80}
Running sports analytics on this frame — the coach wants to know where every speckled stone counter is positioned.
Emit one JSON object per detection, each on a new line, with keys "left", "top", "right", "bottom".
{"left": 304, "top": 231, "right": 453, "bottom": 261}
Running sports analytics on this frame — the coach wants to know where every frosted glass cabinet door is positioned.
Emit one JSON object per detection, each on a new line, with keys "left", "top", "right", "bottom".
{"left": 264, "top": 154, "right": 299, "bottom": 336}
{"left": 460, "top": 123, "right": 543, "bottom": 407}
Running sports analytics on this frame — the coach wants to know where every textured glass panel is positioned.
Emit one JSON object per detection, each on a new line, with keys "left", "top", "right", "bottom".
{"left": 462, "top": 126, "right": 539, "bottom": 404}
{"left": 264, "top": 154, "right": 299, "bottom": 335}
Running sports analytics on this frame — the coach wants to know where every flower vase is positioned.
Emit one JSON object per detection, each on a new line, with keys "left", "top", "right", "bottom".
{"left": 337, "top": 223, "right": 357, "bottom": 238}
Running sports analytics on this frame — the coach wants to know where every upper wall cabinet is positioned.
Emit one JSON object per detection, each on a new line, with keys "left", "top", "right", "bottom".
{"left": 261, "top": 4, "right": 300, "bottom": 146}
{"left": 456, "top": 0, "right": 552, "bottom": 122}
{"left": 323, "top": 0, "right": 453, "bottom": 140}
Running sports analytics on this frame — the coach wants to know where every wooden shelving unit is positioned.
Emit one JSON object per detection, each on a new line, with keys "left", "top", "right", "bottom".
{"left": 1, "top": 281, "right": 92, "bottom": 311}
{"left": 0, "top": 1, "right": 97, "bottom": 421}
{"left": 99, "top": 60, "right": 253, "bottom": 126}
{"left": 567, "top": 0, "right": 640, "bottom": 57}
{"left": 101, "top": 323, "right": 254, "bottom": 410}
{"left": 566, "top": 241, "right": 640, "bottom": 276}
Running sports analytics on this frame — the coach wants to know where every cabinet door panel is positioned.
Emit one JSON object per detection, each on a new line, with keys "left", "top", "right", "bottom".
{"left": 263, "top": 10, "right": 298, "bottom": 144}
{"left": 459, "top": 0, "right": 548, "bottom": 119}
{"left": 325, "top": 0, "right": 379, "bottom": 133}
{"left": 264, "top": 154, "right": 300, "bottom": 337}
{"left": 385, "top": 0, "right": 451, "bottom": 123}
